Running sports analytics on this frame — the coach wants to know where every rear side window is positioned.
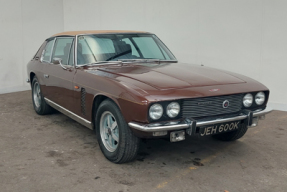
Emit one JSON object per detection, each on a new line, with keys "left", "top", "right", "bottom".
{"left": 52, "top": 38, "right": 74, "bottom": 65}
{"left": 42, "top": 39, "right": 54, "bottom": 62}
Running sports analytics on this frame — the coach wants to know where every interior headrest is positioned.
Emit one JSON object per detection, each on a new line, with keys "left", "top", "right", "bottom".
{"left": 64, "top": 43, "right": 72, "bottom": 54}
{"left": 116, "top": 41, "right": 132, "bottom": 53}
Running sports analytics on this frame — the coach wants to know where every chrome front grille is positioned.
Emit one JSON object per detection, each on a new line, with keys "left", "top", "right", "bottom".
{"left": 182, "top": 94, "right": 243, "bottom": 118}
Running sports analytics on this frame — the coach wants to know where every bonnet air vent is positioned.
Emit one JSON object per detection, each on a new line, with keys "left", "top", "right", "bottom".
{"left": 81, "top": 88, "right": 86, "bottom": 115}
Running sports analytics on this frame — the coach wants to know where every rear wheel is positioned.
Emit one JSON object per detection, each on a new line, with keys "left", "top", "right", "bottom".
{"left": 212, "top": 124, "right": 248, "bottom": 141}
{"left": 95, "top": 99, "right": 140, "bottom": 163}
{"left": 32, "top": 77, "right": 53, "bottom": 115}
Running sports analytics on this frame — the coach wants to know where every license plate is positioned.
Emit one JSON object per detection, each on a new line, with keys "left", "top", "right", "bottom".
{"left": 199, "top": 121, "right": 241, "bottom": 136}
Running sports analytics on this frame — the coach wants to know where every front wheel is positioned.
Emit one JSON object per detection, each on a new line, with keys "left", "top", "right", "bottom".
{"left": 95, "top": 100, "right": 140, "bottom": 163}
{"left": 212, "top": 124, "right": 248, "bottom": 141}
{"left": 31, "top": 77, "right": 53, "bottom": 115}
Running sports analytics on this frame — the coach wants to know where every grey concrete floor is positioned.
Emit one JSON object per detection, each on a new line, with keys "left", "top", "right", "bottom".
{"left": 0, "top": 91, "right": 287, "bottom": 192}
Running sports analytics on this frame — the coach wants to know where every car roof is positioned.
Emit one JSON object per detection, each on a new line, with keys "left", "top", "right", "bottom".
{"left": 51, "top": 30, "right": 151, "bottom": 37}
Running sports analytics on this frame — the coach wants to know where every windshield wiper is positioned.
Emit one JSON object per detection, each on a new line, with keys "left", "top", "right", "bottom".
{"left": 118, "top": 59, "right": 178, "bottom": 63}
{"left": 76, "top": 61, "right": 123, "bottom": 68}
{"left": 76, "top": 59, "right": 177, "bottom": 68}
{"left": 118, "top": 59, "right": 160, "bottom": 63}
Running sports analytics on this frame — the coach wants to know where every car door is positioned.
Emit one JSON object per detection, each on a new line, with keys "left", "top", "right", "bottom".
{"left": 39, "top": 38, "right": 55, "bottom": 98}
{"left": 43, "top": 37, "right": 76, "bottom": 111}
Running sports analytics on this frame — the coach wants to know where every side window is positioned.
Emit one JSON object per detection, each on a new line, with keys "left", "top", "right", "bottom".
{"left": 68, "top": 40, "right": 74, "bottom": 66}
{"left": 52, "top": 37, "right": 74, "bottom": 65}
{"left": 42, "top": 39, "right": 54, "bottom": 62}
{"left": 77, "top": 36, "right": 97, "bottom": 64}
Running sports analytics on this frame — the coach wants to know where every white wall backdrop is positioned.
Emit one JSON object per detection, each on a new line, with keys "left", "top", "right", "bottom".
{"left": 0, "top": 0, "right": 63, "bottom": 93}
{"left": 0, "top": 0, "right": 286, "bottom": 111}
{"left": 63, "top": 0, "right": 287, "bottom": 111}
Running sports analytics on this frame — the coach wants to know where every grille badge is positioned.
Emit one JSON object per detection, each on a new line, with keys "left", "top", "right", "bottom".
{"left": 222, "top": 100, "right": 229, "bottom": 108}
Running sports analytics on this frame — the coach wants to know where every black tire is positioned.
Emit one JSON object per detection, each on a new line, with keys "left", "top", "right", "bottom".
{"left": 95, "top": 99, "right": 140, "bottom": 163}
{"left": 31, "top": 77, "right": 53, "bottom": 115}
{"left": 212, "top": 124, "right": 248, "bottom": 141}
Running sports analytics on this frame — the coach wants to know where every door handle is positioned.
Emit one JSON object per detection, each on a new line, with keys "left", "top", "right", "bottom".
{"left": 44, "top": 74, "right": 49, "bottom": 78}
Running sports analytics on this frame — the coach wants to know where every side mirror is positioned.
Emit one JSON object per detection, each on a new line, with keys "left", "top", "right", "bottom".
{"left": 52, "top": 57, "right": 67, "bottom": 70}
{"left": 52, "top": 58, "right": 62, "bottom": 65}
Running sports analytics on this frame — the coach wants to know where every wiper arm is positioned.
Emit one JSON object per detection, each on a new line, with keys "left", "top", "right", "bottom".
{"left": 76, "top": 59, "right": 177, "bottom": 68}
{"left": 76, "top": 61, "right": 123, "bottom": 68}
{"left": 118, "top": 59, "right": 160, "bottom": 63}
{"left": 118, "top": 59, "right": 178, "bottom": 63}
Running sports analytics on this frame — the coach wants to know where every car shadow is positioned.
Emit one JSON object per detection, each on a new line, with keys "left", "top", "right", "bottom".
{"left": 44, "top": 110, "right": 252, "bottom": 168}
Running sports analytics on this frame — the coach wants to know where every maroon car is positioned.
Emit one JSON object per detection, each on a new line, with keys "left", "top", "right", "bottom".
{"left": 27, "top": 30, "right": 272, "bottom": 163}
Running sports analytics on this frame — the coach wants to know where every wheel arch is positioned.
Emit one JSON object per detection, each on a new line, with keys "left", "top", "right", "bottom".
{"left": 91, "top": 94, "right": 121, "bottom": 130}
{"left": 30, "top": 72, "right": 36, "bottom": 87}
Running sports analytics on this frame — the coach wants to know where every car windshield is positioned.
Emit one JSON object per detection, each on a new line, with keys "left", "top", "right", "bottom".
{"left": 76, "top": 34, "right": 176, "bottom": 65}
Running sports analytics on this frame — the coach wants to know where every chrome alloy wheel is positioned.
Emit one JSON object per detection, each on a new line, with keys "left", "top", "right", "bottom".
{"left": 100, "top": 111, "right": 119, "bottom": 152}
{"left": 33, "top": 82, "right": 41, "bottom": 108}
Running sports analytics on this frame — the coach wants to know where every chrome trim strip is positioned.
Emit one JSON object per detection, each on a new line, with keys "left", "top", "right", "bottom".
{"left": 196, "top": 115, "right": 247, "bottom": 127}
{"left": 75, "top": 35, "right": 78, "bottom": 66}
{"left": 44, "top": 98, "right": 92, "bottom": 129}
{"left": 128, "top": 107, "right": 272, "bottom": 132}
{"left": 128, "top": 122, "right": 189, "bottom": 132}
{"left": 253, "top": 107, "right": 273, "bottom": 117}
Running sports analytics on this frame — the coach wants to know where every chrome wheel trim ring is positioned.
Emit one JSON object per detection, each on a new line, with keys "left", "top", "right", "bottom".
{"left": 33, "top": 82, "right": 41, "bottom": 108}
{"left": 99, "top": 111, "right": 119, "bottom": 152}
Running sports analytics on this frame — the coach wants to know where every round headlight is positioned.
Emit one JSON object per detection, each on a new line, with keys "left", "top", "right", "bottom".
{"left": 255, "top": 92, "right": 265, "bottom": 105}
{"left": 149, "top": 104, "right": 163, "bottom": 120}
{"left": 166, "top": 102, "right": 180, "bottom": 118}
{"left": 243, "top": 93, "right": 253, "bottom": 107}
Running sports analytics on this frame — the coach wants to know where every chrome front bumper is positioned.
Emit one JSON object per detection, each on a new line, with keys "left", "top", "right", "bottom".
{"left": 128, "top": 107, "right": 272, "bottom": 133}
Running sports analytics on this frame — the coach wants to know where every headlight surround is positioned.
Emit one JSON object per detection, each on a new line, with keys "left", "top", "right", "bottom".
{"left": 166, "top": 102, "right": 180, "bottom": 118}
{"left": 243, "top": 93, "right": 253, "bottom": 107}
{"left": 149, "top": 104, "right": 163, "bottom": 120}
{"left": 255, "top": 92, "right": 265, "bottom": 105}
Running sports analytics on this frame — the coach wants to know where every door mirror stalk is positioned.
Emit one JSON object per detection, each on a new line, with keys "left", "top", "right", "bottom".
{"left": 53, "top": 58, "right": 67, "bottom": 70}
